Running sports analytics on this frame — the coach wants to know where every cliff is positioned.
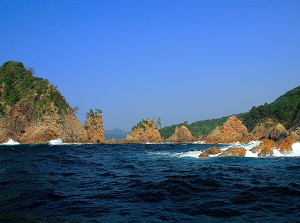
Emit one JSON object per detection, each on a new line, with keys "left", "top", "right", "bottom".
{"left": 0, "top": 61, "right": 88, "bottom": 143}
{"left": 166, "top": 125, "right": 194, "bottom": 142}
{"left": 123, "top": 119, "right": 162, "bottom": 143}
{"left": 205, "top": 115, "right": 254, "bottom": 143}
{"left": 84, "top": 110, "right": 105, "bottom": 143}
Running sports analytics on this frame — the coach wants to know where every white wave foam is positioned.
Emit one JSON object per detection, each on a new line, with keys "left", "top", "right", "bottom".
{"left": 291, "top": 142, "right": 300, "bottom": 156}
{"left": 2, "top": 139, "right": 20, "bottom": 145}
{"left": 48, "top": 138, "right": 63, "bottom": 145}
{"left": 150, "top": 141, "right": 300, "bottom": 159}
{"left": 177, "top": 150, "right": 202, "bottom": 158}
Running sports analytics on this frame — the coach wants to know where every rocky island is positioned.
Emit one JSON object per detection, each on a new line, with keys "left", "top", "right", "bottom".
{"left": 0, "top": 61, "right": 104, "bottom": 143}
{"left": 120, "top": 119, "right": 163, "bottom": 143}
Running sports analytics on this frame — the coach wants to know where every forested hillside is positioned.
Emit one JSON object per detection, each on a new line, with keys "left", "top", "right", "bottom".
{"left": 159, "top": 86, "right": 300, "bottom": 139}
{"left": 240, "top": 86, "right": 300, "bottom": 131}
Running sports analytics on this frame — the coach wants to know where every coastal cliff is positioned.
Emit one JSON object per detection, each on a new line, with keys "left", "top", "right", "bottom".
{"left": 123, "top": 119, "right": 162, "bottom": 143}
{"left": 0, "top": 61, "right": 88, "bottom": 143}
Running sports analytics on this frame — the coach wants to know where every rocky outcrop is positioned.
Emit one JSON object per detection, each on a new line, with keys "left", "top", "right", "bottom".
{"left": 250, "top": 138, "right": 277, "bottom": 157}
{"left": 199, "top": 152, "right": 209, "bottom": 158}
{"left": 84, "top": 113, "right": 105, "bottom": 143}
{"left": 277, "top": 135, "right": 298, "bottom": 152}
{"left": 206, "top": 146, "right": 221, "bottom": 155}
{"left": 251, "top": 119, "right": 276, "bottom": 139}
{"left": 262, "top": 123, "right": 288, "bottom": 142}
{"left": 205, "top": 115, "right": 254, "bottom": 143}
{"left": 250, "top": 135, "right": 299, "bottom": 156}
{"left": 166, "top": 125, "right": 194, "bottom": 142}
{"left": 291, "top": 128, "right": 300, "bottom": 141}
{"left": 124, "top": 119, "right": 163, "bottom": 143}
{"left": 219, "top": 147, "right": 246, "bottom": 157}
{"left": 0, "top": 61, "right": 90, "bottom": 143}
{"left": 199, "top": 146, "right": 221, "bottom": 158}
{"left": 0, "top": 102, "right": 89, "bottom": 143}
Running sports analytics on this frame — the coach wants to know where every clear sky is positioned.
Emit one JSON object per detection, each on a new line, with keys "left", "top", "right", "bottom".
{"left": 1, "top": 0, "right": 299, "bottom": 131}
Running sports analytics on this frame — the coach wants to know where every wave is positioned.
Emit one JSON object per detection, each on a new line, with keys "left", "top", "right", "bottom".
{"left": 48, "top": 138, "right": 63, "bottom": 145}
{"left": 1, "top": 139, "right": 21, "bottom": 145}
{"left": 152, "top": 141, "right": 300, "bottom": 159}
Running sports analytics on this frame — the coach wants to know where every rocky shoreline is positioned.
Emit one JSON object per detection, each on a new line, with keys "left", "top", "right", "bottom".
{"left": 0, "top": 61, "right": 299, "bottom": 156}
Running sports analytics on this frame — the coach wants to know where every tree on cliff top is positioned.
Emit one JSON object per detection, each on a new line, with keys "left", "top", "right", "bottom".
{"left": 85, "top": 108, "right": 102, "bottom": 119}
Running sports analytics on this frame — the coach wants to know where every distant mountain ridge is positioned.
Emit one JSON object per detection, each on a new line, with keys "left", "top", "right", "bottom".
{"left": 105, "top": 128, "right": 129, "bottom": 140}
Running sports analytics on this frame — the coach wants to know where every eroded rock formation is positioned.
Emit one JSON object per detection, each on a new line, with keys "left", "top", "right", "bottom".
{"left": 166, "top": 125, "right": 194, "bottom": 142}
{"left": 84, "top": 112, "right": 105, "bottom": 143}
{"left": 219, "top": 147, "right": 246, "bottom": 157}
{"left": 262, "top": 123, "right": 288, "bottom": 142}
{"left": 205, "top": 115, "right": 254, "bottom": 143}
{"left": 124, "top": 119, "right": 162, "bottom": 143}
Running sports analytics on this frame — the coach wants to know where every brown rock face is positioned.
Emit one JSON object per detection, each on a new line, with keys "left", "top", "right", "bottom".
{"left": 219, "top": 147, "right": 246, "bottom": 157}
{"left": 251, "top": 119, "right": 276, "bottom": 140}
{"left": 0, "top": 61, "right": 90, "bottom": 144}
{"left": 205, "top": 146, "right": 221, "bottom": 155}
{"left": 199, "top": 146, "right": 221, "bottom": 158}
{"left": 250, "top": 139, "right": 277, "bottom": 157}
{"left": 166, "top": 126, "right": 194, "bottom": 142}
{"left": 84, "top": 113, "right": 105, "bottom": 143}
{"left": 125, "top": 119, "right": 162, "bottom": 143}
{"left": 277, "top": 135, "right": 298, "bottom": 152}
{"left": 291, "top": 128, "right": 300, "bottom": 141}
{"left": 199, "top": 151, "right": 209, "bottom": 158}
{"left": 1, "top": 103, "right": 89, "bottom": 143}
{"left": 206, "top": 115, "right": 254, "bottom": 143}
{"left": 262, "top": 123, "right": 288, "bottom": 142}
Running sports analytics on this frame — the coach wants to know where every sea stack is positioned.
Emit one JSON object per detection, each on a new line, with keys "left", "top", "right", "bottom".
{"left": 84, "top": 109, "right": 105, "bottom": 143}
{"left": 166, "top": 125, "right": 194, "bottom": 142}
{"left": 123, "top": 119, "right": 163, "bottom": 143}
{"left": 205, "top": 115, "right": 254, "bottom": 143}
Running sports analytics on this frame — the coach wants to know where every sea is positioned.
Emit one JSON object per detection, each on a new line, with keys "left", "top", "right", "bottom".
{"left": 1, "top": 139, "right": 300, "bottom": 223}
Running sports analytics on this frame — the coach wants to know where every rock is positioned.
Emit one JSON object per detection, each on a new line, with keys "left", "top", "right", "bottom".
{"left": 251, "top": 119, "right": 276, "bottom": 140}
{"left": 166, "top": 125, "right": 194, "bottom": 142}
{"left": 291, "top": 128, "right": 300, "bottom": 141}
{"left": 262, "top": 123, "right": 288, "bottom": 142}
{"left": 205, "top": 115, "right": 254, "bottom": 143}
{"left": 84, "top": 112, "right": 105, "bottom": 143}
{"left": 0, "top": 61, "right": 89, "bottom": 143}
{"left": 205, "top": 146, "right": 221, "bottom": 155}
{"left": 250, "top": 138, "right": 277, "bottom": 157}
{"left": 125, "top": 119, "right": 163, "bottom": 143}
{"left": 18, "top": 107, "right": 89, "bottom": 143}
{"left": 105, "top": 138, "right": 116, "bottom": 144}
{"left": 219, "top": 147, "right": 246, "bottom": 157}
{"left": 199, "top": 151, "right": 209, "bottom": 158}
{"left": 277, "top": 135, "right": 298, "bottom": 152}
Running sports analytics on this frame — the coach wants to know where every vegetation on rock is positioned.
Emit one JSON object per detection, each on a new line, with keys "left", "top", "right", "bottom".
{"left": 240, "top": 86, "right": 300, "bottom": 131}
{"left": 0, "top": 60, "right": 88, "bottom": 143}
{"left": 0, "top": 60, "right": 70, "bottom": 120}
{"left": 160, "top": 86, "right": 300, "bottom": 139}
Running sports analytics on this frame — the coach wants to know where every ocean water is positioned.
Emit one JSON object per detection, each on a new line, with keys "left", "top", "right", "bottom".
{"left": 0, "top": 142, "right": 300, "bottom": 223}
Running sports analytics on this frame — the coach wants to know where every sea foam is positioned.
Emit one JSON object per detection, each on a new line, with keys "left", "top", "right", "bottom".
{"left": 48, "top": 138, "right": 63, "bottom": 145}
{"left": 2, "top": 139, "right": 20, "bottom": 145}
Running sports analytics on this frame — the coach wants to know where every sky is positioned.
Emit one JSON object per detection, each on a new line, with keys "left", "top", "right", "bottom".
{"left": 0, "top": 0, "right": 300, "bottom": 131}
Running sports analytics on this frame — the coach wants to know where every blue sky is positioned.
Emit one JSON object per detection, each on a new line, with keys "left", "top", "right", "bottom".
{"left": 1, "top": 0, "right": 299, "bottom": 131}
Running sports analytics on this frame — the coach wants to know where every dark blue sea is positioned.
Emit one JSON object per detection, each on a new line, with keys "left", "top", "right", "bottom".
{"left": 0, "top": 143, "right": 300, "bottom": 223}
